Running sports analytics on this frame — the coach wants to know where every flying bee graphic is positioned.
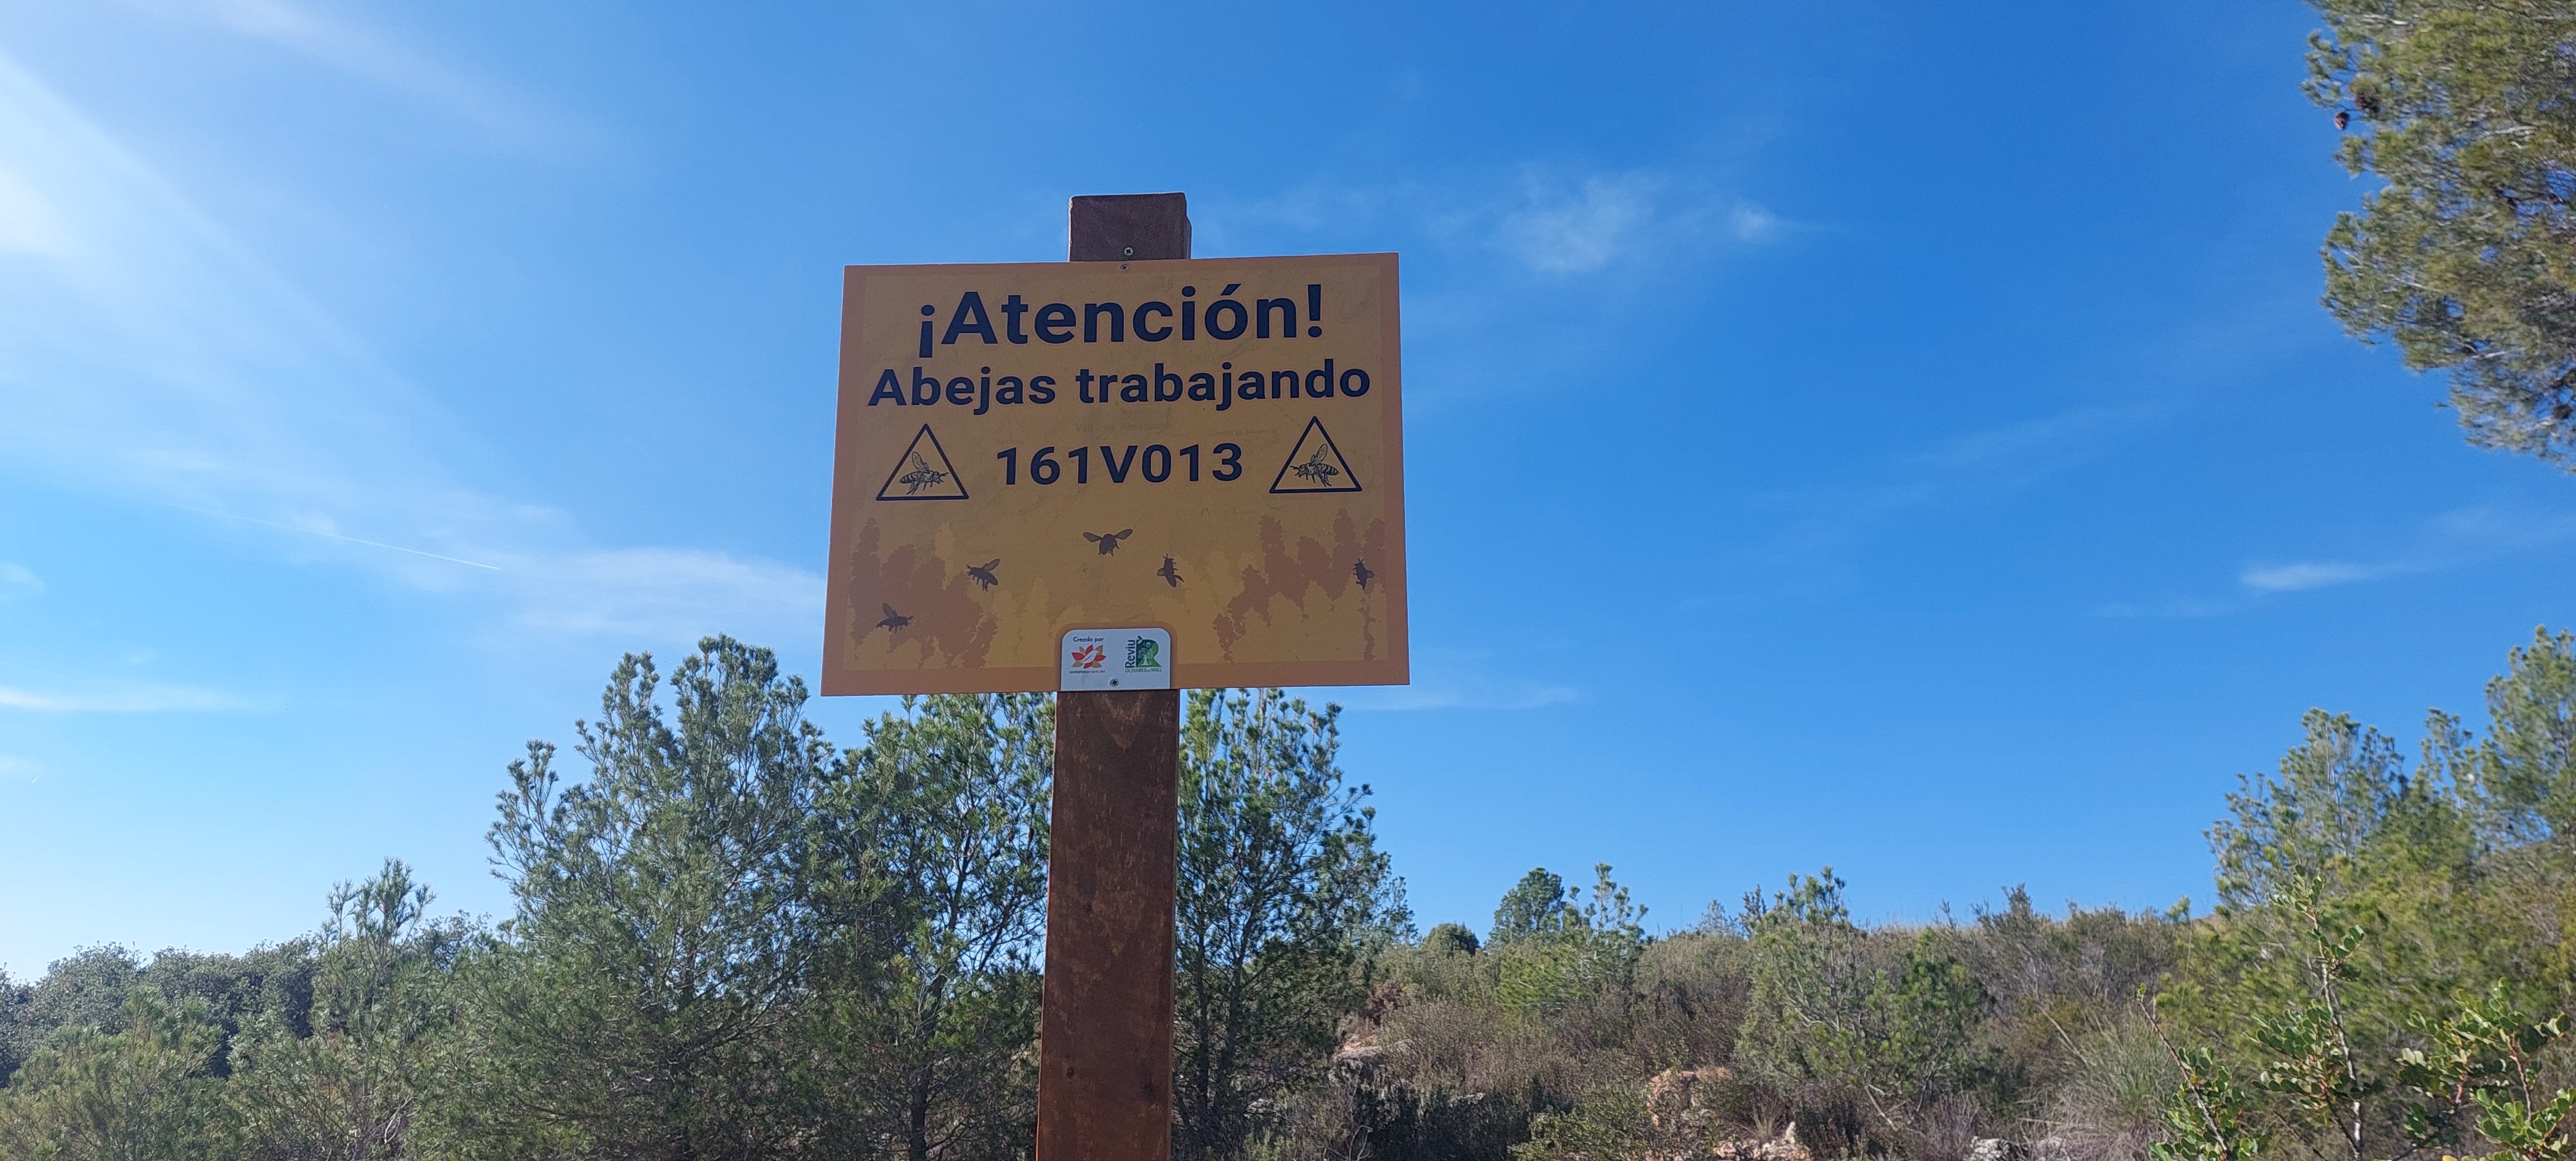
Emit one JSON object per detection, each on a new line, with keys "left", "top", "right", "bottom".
{"left": 1352, "top": 559, "right": 1374, "bottom": 591}
{"left": 1290, "top": 446, "right": 1341, "bottom": 485}
{"left": 965, "top": 559, "right": 1001, "bottom": 589}
{"left": 877, "top": 603, "right": 911, "bottom": 631}
{"left": 1158, "top": 555, "right": 1183, "bottom": 587}
{"left": 897, "top": 452, "right": 949, "bottom": 495}
{"left": 1083, "top": 529, "right": 1133, "bottom": 555}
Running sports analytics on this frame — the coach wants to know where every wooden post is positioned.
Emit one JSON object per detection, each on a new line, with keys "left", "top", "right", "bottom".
{"left": 1035, "top": 193, "right": 1189, "bottom": 1161}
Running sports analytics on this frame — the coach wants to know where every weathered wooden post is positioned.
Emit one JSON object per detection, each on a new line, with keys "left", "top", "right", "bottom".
{"left": 1036, "top": 194, "right": 1190, "bottom": 1161}
{"left": 1037, "top": 682, "right": 1178, "bottom": 1160}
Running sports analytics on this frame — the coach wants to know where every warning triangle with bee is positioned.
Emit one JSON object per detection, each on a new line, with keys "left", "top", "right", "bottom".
{"left": 876, "top": 424, "right": 969, "bottom": 501}
{"left": 1268, "top": 416, "right": 1363, "bottom": 494}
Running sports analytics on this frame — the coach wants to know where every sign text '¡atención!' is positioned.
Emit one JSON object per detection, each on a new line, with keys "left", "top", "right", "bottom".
{"left": 862, "top": 282, "right": 1374, "bottom": 415}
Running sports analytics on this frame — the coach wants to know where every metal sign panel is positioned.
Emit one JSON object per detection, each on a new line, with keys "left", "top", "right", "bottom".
{"left": 822, "top": 253, "right": 1407, "bottom": 694}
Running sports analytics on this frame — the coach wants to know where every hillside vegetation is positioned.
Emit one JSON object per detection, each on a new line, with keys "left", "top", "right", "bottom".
{"left": 3, "top": 631, "right": 2574, "bottom": 1161}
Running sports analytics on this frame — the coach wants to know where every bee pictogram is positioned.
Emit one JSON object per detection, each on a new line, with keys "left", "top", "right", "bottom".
{"left": 1084, "top": 529, "right": 1134, "bottom": 555}
{"left": 877, "top": 603, "right": 911, "bottom": 631}
{"left": 965, "top": 559, "right": 1001, "bottom": 589}
{"left": 897, "top": 452, "right": 949, "bottom": 495}
{"left": 1352, "top": 559, "right": 1374, "bottom": 591}
{"left": 1158, "top": 555, "right": 1183, "bottom": 587}
{"left": 1290, "top": 446, "right": 1341, "bottom": 486}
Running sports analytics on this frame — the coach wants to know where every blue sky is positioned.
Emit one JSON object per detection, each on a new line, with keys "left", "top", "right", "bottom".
{"left": 6, "top": 1, "right": 2572, "bottom": 977}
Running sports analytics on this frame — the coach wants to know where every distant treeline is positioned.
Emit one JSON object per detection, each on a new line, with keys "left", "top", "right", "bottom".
{"left": 4, "top": 631, "right": 2575, "bottom": 1161}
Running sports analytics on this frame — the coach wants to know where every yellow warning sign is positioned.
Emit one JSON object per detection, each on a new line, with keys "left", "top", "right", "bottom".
{"left": 823, "top": 253, "right": 1407, "bottom": 695}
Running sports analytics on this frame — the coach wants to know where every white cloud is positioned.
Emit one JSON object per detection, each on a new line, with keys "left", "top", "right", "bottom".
{"left": 1496, "top": 173, "right": 1661, "bottom": 274}
{"left": 0, "top": 563, "right": 42, "bottom": 600}
{"left": 1490, "top": 170, "right": 1792, "bottom": 275}
{"left": 0, "top": 755, "right": 34, "bottom": 780}
{"left": 2097, "top": 505, "right": 2576, "bottom": 616}
{"left": 1728, "top": 203, "right": 1782, "bottom": 243}
{"left": 2240, "top": 560, "right": 2397, "bottom": 593}
{"left": 2231, "top": 506, "right": 2576, "bottom": 598}
{"left": 1216, "top": 167, "right": 1787, "bottom": 279}
{"left": 0, "top": 682, "right": 250, "bottom": 713}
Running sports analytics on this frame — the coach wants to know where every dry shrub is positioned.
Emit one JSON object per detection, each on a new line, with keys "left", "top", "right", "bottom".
{"left": 2037, "top": 1013, "right": 2175, "bottom": 1161}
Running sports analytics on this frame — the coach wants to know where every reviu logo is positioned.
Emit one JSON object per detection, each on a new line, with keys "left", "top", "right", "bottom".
{"left": 1123, "top": 638, "right": 1162, "bottom": 671}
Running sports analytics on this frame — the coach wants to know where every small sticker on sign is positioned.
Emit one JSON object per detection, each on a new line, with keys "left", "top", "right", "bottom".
{"left": 1060, "top": 627, "right": 1173, "bottom": 691}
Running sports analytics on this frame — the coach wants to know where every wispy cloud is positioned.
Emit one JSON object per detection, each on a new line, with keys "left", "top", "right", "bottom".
{"left": 506, "top": 548, "right": 825, "bottom": 640}
{"left": 2089, "top": 597, "right": 2237, "bottom": 619}
{"left": 1214, "top": 165, "right": 1788, "bottom": 277}
{"left": 0, "top": 682, "right": 251, "bottom": 713}
{"left": 155, "top": 503, "right": 502, "bottom": 570}
{"left": 0, "top": 45, "right": 812, "bottom": 652}
{"left": 2243, "top": 508, "right": 2576, "bottom": 596}
{"left": 2098, "top": 505, "right": 2576, "bottom": 617}
{"left": 0, "top": 564, "right": 42, "bottom": 601}
{"left": 116, "top": 0, "right": 591, "bottom": 154}
{"left": 0, "top": 755, "right": 35, "bottom": 780}
{"left": 1331, "top": 651, "right": 1581, "bottom": 713}
{"left": 1766, "top": 404, "right": 2160, "bottom": 563}
{"left": 0, "top": 46, "right": 448, "bottom": 513}
{"left": 1902, "top": 406, "right": 2155, "bottom": 474}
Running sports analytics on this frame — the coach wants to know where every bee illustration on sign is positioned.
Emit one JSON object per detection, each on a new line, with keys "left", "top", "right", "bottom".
{"left": 1352, "top": 559, "right": 1374, "bottom": 591}
{"left": 1158, "top": 556, "right": 1183, "bottom": 587}
{"left": 1290, "top": 446, "right": 1340, "bottom": 486}
{"left": 965, "top": 559, "right": 1001, "bottom": 589}
{"left": 1084, "top": 529, "right": 1133, "bottom": 555}
{"left": 876, "top": 603, "right": 911, "bottom": 632}
{"left": 897, "top": 452, "right": 948, "bottom": 495}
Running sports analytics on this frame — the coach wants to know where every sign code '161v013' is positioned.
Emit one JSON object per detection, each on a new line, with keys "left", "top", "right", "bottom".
{"left": 822, "top": 252, "right": 1408, "bottom": 695}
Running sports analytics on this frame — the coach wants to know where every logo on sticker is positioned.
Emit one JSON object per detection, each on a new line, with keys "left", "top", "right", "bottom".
{"left": 1069, "top": 643, "right": 1106, "bottom": 671}
{"left": 1124, "top": 638, "right": 1163, "bottom": 671}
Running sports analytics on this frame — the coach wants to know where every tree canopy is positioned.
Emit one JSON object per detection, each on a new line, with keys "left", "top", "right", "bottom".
{"left": 2309, "top": 1, "right": 2576, "bottom": 462}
